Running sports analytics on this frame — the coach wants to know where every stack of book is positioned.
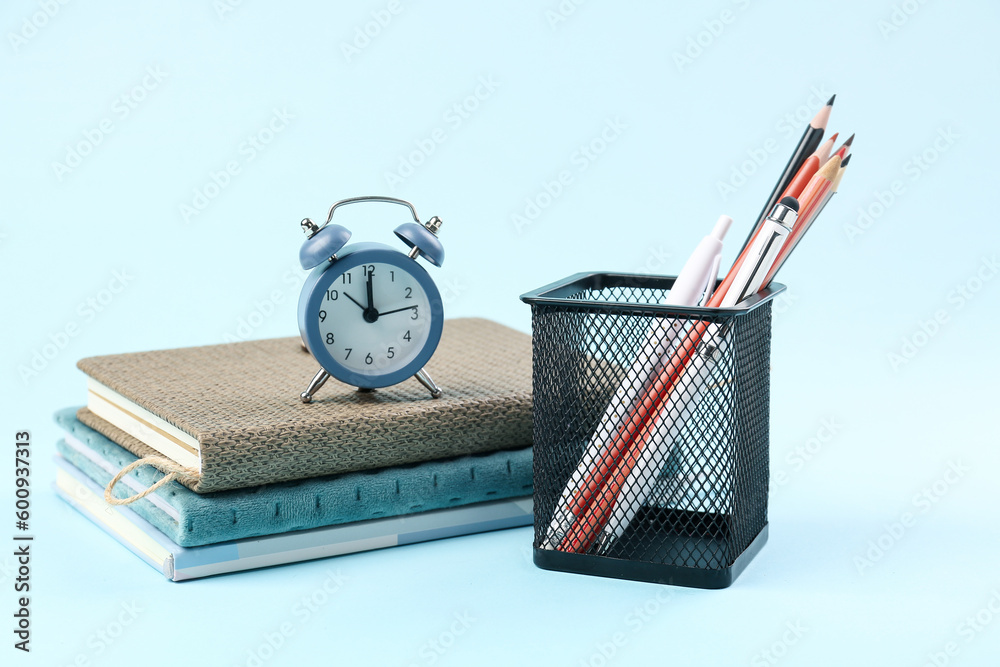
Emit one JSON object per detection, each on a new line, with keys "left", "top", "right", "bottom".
{"left": 55, "top": 318, "right": 535, "bottom": 581}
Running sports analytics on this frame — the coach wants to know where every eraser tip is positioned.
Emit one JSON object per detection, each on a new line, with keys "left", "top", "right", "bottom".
{"left": 780, "top": 196, "right": 799, "bottom": 212}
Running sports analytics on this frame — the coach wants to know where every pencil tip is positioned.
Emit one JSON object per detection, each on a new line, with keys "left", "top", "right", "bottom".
{"left": 841, "top": 154, "right": 852, "bottom": 167}
{"left": 827, "top": 94, "right": 836, "bottom": 105}
{"left": 844, "top": 133, "right": 855, "bottom": 147}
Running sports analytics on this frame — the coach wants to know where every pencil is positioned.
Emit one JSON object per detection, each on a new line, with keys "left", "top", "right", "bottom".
{"left": 797, "top": 154, "right": 841, "bottom": 214}
{"left": 780, "top": 155, "right": 819, "bottom": 201}
{"left": 737, "top": 94, "right": 834, "bottom": 253}
{"left": 809, "top": 153, "right": 851, "bottom": 223}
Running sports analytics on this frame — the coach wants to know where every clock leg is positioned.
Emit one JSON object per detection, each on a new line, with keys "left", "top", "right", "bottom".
{"left": 300, "top": 368, "right": 331, "bottom": 404}
{"left": 414, "top": 368, "right": 442, "bottom": 399}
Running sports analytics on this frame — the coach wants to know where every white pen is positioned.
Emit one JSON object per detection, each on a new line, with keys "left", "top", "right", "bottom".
{"left": 541, "top": 214, "right": 732, "bottom": 549}
{"left": 725, "top": 197, "right": 798, "bottom": 304}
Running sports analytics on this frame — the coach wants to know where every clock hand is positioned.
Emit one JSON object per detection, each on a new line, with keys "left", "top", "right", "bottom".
{"left": 343, "top": 293, "right": 366, "bottom": 311}
{"left": 347, "top": 289, "right": 380, "bottom": 324}
{"left": 379, "top": 305, "right": 418, "bottom": 316}
{"left": 366, "top": 272, "right": 374, "bottom": 310}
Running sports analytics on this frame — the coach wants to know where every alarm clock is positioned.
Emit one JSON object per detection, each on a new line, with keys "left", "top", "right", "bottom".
{"left": 296, "top": 196, "right": 445, "bottom": 403}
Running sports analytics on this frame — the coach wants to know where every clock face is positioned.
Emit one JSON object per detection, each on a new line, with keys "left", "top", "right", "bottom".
{"left": 314, "top": 261, "right": 433, "bottom": 377}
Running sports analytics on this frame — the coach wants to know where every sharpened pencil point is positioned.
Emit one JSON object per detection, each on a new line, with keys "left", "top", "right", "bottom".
{"left": 841, "top": 154, "right": 852, "bottom": 167}
{"left": 827, "top": 94, "right": 836, "bottom": 106}
{"left": 843, "top": 133, "right": 855, "bottom": 147}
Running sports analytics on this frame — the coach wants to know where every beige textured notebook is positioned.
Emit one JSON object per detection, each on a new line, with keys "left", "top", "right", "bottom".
{"left": 77, "top": 318, "right": 533, "bottom": 493}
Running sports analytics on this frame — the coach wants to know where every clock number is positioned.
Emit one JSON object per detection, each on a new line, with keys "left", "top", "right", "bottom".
{"left": 411, "top": 306, "right": 419, "bottom": 320}
{"left": 390, "top": 270, "right": 395, "bottom": 282}
{"left": 361, "top": 265, "right": 375, "bottom": 276}
{"left": 403, "top": 330, "right": 411, "bottom": 342}
{"left": 318, "top": 310, "right": 327, "bottom": 322}
{"left": 365, "top": 353, "right": 373, "bottom": 365}
{"left": 326, "top": 333, "right": 335, "bottom": 345}
{"left": 345, "top": 348, "right": 352, "bottom": 360}
{"left": 341, "top": 273, "right": 352, "bottom": 285}
{"left": 387, "top": 347, "right": 395, "bottom": 359}
{"left": 404, "top": 287, "right": 412, "bottom": 299}
{"left": 326, "top": 289, "right": 339, "bottom": 301}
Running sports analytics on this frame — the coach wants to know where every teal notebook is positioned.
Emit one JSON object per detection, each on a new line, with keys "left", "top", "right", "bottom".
{"left": 55, "top": 458, "right": 533, "bottom": 582}
{"left": 54, "top": 408, "right": 533, "bottom": 547}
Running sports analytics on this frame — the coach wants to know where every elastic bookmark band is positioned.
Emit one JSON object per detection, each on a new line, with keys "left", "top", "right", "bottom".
{"left": 103, "top": 456, "right": 199, "bottom": 506}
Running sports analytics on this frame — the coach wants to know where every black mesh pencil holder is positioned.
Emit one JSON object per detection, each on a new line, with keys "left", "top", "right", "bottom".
{"left": 520, "top": 272, "right": 785, "bottom": 589}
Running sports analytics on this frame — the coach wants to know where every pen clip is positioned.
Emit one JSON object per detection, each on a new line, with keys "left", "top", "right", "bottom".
{"left": 697, "top": 253, "right": 723, "bottom": 306}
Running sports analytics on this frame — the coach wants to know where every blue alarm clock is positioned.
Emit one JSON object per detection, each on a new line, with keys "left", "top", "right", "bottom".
{"left": 296, "top": 196, "right": 445, "bottom": 403}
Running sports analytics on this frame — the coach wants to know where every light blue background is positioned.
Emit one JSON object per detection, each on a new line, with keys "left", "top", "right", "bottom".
{"left": 3, "top": 1, "right": 999, "bottom": 665}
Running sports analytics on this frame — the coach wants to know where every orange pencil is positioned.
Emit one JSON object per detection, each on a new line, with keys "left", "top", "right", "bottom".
{"left": 796, "top": 154, "right": 840, "bottom": 213}
{"left": 780, "top": 155, "right": 819, "bottom": 201}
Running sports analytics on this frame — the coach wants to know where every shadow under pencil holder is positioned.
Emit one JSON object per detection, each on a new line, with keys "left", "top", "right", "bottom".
{"left": 520, "top": 272, "right": 785, "bottom": 589}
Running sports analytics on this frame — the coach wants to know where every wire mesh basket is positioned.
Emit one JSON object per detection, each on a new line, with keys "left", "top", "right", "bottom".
{"left": 521, "top": 272, "right": 784, "bottom": 588}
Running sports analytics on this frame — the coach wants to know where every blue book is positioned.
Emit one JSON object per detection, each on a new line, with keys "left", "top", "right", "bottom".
{"left": 55, "top": 458, "right": 532, "bottom": 581}
{"left": 53, "top": 409, "right": 534, "bottom": 580}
